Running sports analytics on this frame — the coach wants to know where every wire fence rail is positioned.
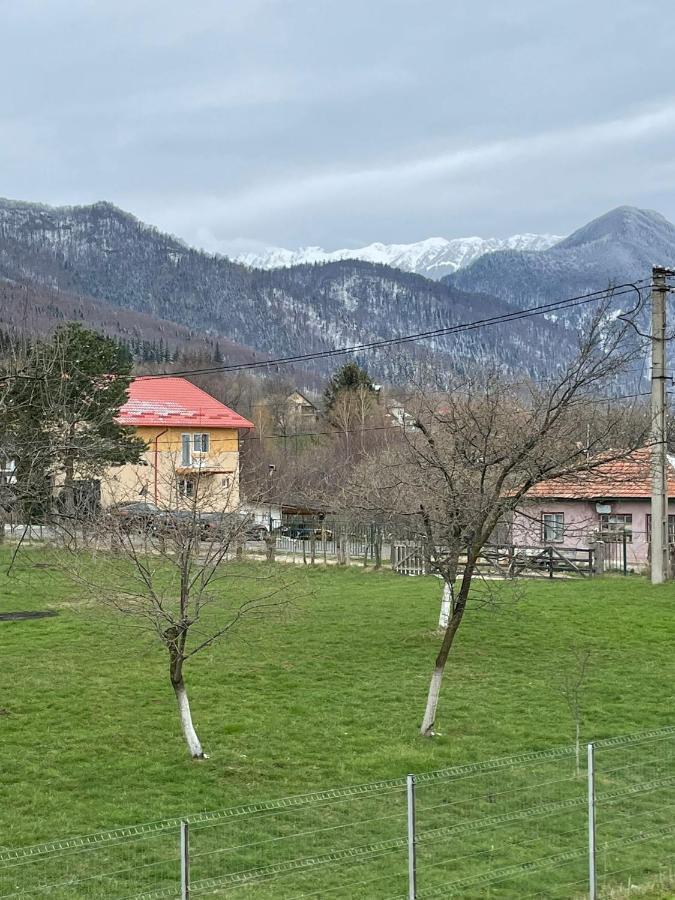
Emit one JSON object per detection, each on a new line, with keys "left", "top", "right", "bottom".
{"left": 1, "top": 726, "right": 673, "bottom": 899}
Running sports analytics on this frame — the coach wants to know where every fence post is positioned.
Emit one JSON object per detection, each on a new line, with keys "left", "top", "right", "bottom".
{"left": 180, "top": 820, "right": 190, "bottom": 900}
{"left": 548, "top": 546, "right": 554, "bottom": 578}
{"left": 622, "top": 531, "right": 628, "bottom": 576}
{"left": 587, "top": 743, "right": 596, "bottom": 900}
{"left": 592, "top": 540, "right": 604, "bottom": 576}
{"left": 406, "top": 774, "right": 417, "bottom": 899}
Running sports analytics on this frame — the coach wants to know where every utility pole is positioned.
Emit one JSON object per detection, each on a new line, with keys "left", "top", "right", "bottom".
{"left": 650, "top": 266, "right": 671, "bottom": 584}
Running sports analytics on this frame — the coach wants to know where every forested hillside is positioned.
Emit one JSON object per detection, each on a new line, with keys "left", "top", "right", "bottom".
{"left": 0, "top": 198, "right": 578, "bottom": 379}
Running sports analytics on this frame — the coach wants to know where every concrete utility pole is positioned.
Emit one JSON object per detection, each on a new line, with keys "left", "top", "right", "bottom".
{"left": 650, "top": 266, "right": 671, "bottom": 584}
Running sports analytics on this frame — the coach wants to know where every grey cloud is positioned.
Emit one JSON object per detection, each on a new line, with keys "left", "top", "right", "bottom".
{"left": 2, "top": 0, "right": 675, "bottom": 250}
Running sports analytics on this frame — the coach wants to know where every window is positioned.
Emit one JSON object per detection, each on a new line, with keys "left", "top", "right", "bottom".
{"left": 193, "top": 433, "right": 210, "bottom": 453}
{"left": 0, "top": 457, "right": 16, "bottom": 486}
{"left": 181, "top": 433, "right": 191, "bottom": 467}
{"left": 645, "top": 514, "right": 675, "bottom": 543}
{"left": 542, "top": 512, "right": 565, "bottom": 543}
{"left": 176, "top": 477, "right": 196, "bottom": 499}
{"left": 598, "top": 513, "right": 633, "bottom": 543}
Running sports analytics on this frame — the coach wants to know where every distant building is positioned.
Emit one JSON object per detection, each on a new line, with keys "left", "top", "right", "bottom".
{"left": 514, "top": 448, "right": 675, "bottom": 568}
{"left": 385, "top": 398, "right": 417, "bottom": 430}
{"left": 285, "top": 391, "right": 321, "bottom": 428}
{"left": 252, "top": 390, "right": 322, "bottom": 437}
{"left": 101, "top": 377, "right": 254, "bottom": 511}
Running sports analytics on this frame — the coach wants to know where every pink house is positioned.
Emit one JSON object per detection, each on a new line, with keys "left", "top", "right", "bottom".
{"left": 513, "top": 449, "right": 675, "bottom": 571}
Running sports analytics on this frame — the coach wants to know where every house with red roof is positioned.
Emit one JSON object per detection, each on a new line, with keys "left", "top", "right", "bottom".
{"left": 101, "top": 377, "right": 253, "bottom": 511}
{"left": 513, "top": 448, "right": 675, "bottom": 569}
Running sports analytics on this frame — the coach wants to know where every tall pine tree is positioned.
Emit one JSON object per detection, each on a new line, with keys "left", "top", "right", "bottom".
{"left": 6, "top": 324, "right": 145, "bottom": 517}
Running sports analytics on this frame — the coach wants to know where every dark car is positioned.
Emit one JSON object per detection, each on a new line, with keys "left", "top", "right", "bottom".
{"left": 108, "top": 501, "right": 162, "bottom": 531}
{"left": 184, "top": 512, "right": 268, "bottom": 542}
{"left": 275, "top": 523, "right": 333, "bottom": 541}
{"left": 244, "top": 522, "right": 269, "bottom": 541}
{"left": 155, "top": 509, "right": 196, "bottom": 533}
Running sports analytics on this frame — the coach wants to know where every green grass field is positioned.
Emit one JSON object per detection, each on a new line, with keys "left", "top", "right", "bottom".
{"left": 1, "top": 554, "right": 673, "bottom": 897}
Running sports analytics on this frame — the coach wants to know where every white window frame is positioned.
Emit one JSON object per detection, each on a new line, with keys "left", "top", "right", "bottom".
{"left": 193, "top": 433, "right": 210, "bottom": 454}
{"left": 181, "top": 433, "right": 192, "bottom": 467}
{"left": 541, "top": 512, "right": 565, "bottom": 543}
{"left": 598, "top": 513, "right": 633, "bottom": 543}
{"left": 176, "top": 476, "right": 196, "bottom": 499}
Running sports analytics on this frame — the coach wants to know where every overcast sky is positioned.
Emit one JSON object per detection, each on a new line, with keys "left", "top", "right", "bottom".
{"left": 3, "top": 0, "right": 675, "bottom": 254}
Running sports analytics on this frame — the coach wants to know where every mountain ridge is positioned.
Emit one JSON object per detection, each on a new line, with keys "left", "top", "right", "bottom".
{"left": 444, "top": 206, "right": 675, "bottom": 311}
{"left": 0, "top": 196, "right": 573, "bottom": 381}
{"left": 235, "top": 232, "right": 563, "bottom": 280}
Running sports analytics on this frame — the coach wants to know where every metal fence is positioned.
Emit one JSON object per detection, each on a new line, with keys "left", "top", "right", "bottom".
{"left": 1, "top": 726, "right": 672, "bottom": 899}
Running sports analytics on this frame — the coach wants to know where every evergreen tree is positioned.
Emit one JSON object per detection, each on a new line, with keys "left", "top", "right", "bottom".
{"left": 5, "top": 323, "right": 145, "bottom": 517}
{"left": 323, "top": 361, "right": 375, "bottom": 412}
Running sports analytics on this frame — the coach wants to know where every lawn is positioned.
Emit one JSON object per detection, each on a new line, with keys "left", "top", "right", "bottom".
{"left": 0, "top": 554, "right": 673, "bottom": 897}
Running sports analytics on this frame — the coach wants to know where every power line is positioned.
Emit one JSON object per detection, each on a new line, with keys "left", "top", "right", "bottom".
{"left": 134, "top": 281, "right": 650, "bottom": 380}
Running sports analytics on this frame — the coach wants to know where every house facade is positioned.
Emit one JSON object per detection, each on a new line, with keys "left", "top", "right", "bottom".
{"left": 101, "top": 377, "right": 254, "bottom": 511}
{"left": 286, "top": 391, "right": 321, "bottom": 427}
{"left": 513, "top": 449, "right": 675, "bottom": 569}
{"left": 252, "top": 390, "right": 321, "bottom": 437}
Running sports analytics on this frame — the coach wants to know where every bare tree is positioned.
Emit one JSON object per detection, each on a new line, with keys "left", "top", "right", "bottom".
{"left": 560, "top": 645, "right": 593, "bottom": 776}
{"left": 51, "top": 461, "right": 294, "bottom": 759}
{"left": 347, "top": 303, "right": 649, "bottom": 736}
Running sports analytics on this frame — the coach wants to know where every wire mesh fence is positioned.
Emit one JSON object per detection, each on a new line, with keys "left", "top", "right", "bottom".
{"left": 1, "top": 726, "right": 673, "bottom": 899}
{"left": 593, "top": 729, "right": 675, "bottom": 898}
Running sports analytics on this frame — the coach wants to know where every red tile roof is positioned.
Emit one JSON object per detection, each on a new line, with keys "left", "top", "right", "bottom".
{"left": 524, "top": 448, "right": 675, "bottom": 500}
{"left": 117, "top": 377, "right": 254, "bottom": 429}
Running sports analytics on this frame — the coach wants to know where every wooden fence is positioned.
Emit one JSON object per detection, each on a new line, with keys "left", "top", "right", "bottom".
{"left": 391, "top": 543, "right": 596, "bottom": 578}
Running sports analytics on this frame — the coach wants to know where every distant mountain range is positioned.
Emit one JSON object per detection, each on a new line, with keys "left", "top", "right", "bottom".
{"left": 0, "top": 197, "right": 570, "bottom": 381}
{"left": 236, "top": 233, "right": 563, "bottom": 281}
{"left": 446, "top": 206, "right": 675, "bottom": 310}
{"left": 0, "top": 198, "right": 670, "bottom": 384}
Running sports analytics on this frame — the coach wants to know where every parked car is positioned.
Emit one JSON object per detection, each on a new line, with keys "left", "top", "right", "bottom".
{"left": 244, "top": 521, "right": 269, "bottom": 541}
{"left": 227, "top": 513, "right": 269, "bottom": 541}
{"left": 274, "top": 523, "right": 333, "bottom": 541}
{"left": 108, "top": 501, "right": 162, "bottom": 531}
{"left": 155, "top": 509, "right": 195, "bottom": 533}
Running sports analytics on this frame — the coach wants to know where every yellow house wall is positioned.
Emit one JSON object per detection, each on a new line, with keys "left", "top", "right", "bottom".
{"left": 100, "top": 426, "right": 242, "bottom": 512}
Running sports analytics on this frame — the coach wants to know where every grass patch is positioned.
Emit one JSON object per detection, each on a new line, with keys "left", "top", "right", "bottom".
{"left": 0, "top": 555, "right": 673, "bottom": 896}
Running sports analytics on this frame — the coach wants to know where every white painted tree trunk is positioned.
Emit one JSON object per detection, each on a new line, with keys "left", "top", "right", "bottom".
{"left": 173, "top": 680, "right": 206, "bottom": 759}
{"left": 438, "top": 581, "right": 452, "bottom": 630}
{"left": 420, "top": 666, "right": 444, "bottom": 736}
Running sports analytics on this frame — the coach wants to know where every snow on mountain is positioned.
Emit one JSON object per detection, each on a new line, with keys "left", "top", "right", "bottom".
{"left": 235, "top": 233, "right": 563, "bottom": 280}
{"left": 446, "top": 206, "right": 675, "bottom": 313}
{"left": 0, "top": 197, "right": 572, "bottom": 381}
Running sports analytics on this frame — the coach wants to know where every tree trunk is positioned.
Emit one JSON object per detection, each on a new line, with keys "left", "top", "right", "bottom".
{"left": 420, "top": 665, "right": 444, "bottom": 736}
{"left": 420, "top": 567, "right": 472, "bottom": 736}
{"left": 438, "top": 580, "right": 452, "bottom": 630}
{"left": 172, "top": 675, "right": 206, "bottom": 759}
{"left": 374, "top": 531, "right": 382, "bottom": 570}
{"left": 63, "top": 455, "right": 75, "bottom": 519}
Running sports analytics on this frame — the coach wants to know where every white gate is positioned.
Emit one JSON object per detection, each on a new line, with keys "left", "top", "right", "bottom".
{"left": 392, "top": 543, "right": 426, "bottom": 576}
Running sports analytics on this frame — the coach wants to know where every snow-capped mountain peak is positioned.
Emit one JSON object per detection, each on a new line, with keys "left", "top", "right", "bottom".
{"left": 235, "top": 233, "right": 563, "bottom": 280}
